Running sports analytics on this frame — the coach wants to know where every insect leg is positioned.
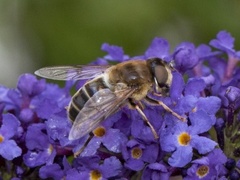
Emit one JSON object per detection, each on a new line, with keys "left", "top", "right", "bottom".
{"left": 144, "top": 95, "right": 186, "bottom": 122}
{"left": 73, "top": 133, "right": 94, "bottom": 158}
{"left": 129, "top": 100, "right": 159, "bottom": 139}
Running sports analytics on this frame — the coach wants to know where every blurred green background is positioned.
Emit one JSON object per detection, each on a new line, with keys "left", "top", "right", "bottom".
{"left": 0, "top": 0, "right": 239, "bottom": 87}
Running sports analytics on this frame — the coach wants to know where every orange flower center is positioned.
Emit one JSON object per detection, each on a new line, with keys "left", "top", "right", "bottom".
{"left": 131, "top": 147, "right": 142, "bottom": 159}
{"left": 178, "top": 132, "right": 191, "bottom": 146}
{"left": 196, "top": 165, "right": 209, "bottom": 178}
{"left": 90, "top": 170, "right": 102, "bottom": 180}
{"left": 0, "top": 135, "right": 4, "bottom": 143}
{"left": 93, "top": 126, "right": 106, "bottom": 137}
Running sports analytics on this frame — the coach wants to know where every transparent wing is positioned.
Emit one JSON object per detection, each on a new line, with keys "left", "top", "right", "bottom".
{"left": 68, "top": 88, "right": 135, "bottom": 140}
{"left": 34, "top": 65, "right": 111, "bottom": 80}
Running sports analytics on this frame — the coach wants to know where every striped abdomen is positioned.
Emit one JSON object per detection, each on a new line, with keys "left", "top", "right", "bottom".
{"left": 68, "top": 77, "right": 108, "bottom": 121}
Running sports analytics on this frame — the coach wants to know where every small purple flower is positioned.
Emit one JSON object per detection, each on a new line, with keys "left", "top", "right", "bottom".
{"left": 145, "top": 37, "right": 171, "bottom": 61}
{"left": 31, "top": 83, "right": 71, "bottom": 119}
{"left": 73, "top": 111, "right": 128, "bottom": 157}
{"left": 209, "top": 34, "right": 239, "bottom": 83}
{"left": 23, "top": 123, "right": 56, "bottom": 167}
{"left": 5, "top": 74, "right": 45, "bottom": 114}
{"left": 171, "top": 77, "right": 221, "bottom": 127}
{"left": 73, "top": 156, "right": 123, "bottom": 179}
{"left": 172, "top": 42, "right": 199, "bottom": 73}
{"left": 101, "top": 43, "right": 129, "bottom": 62}
{"left": 209, "top": 31, "right": 240, "bottom": 82}
{"left": 210, "top": 30, "right": 240, "bottom": 58}
{"left": 0, "top": 113, "right": 22, "bottom": 160}
{"left": 93, "top": 43, "right": 129, "bottom": 64}
{"left": 122, "top": 139, "right": 159, "bottom": 171}
{"left": 172, "top": 77, "right": 221, "bottom": 124}
{"left": 77, "top": 126, "right": 128, "bottom": 157}
{"left": 160, "top": 109, "right": 218, "bottom": 167}
{"left": 17, "top": 73, "right": 46, "bottom": 97}
{"left": 184, "top": 149, "right": 227, "bottom": 180}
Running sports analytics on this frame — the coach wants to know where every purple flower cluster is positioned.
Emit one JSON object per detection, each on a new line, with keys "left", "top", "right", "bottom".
{"left": 0, "top": 30, "right": 240, "bottom": 179}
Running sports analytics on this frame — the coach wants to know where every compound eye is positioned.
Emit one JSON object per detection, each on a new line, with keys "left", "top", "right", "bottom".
{"left": 154, "top": 65, "right": 168, "bottom": 86}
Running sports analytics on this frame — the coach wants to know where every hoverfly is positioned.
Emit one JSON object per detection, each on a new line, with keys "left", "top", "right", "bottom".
{"left": 35, "top": 57, "right": 185, "bottom": 141}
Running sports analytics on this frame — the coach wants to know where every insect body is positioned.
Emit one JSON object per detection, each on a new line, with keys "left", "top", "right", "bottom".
{"left": 35, "top": 57, "right": 185, "bottom": 141}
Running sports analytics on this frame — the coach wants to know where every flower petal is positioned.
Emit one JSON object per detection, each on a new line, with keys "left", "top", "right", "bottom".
{"left": 1, "top": 113, "right": 20, "bottom": 139}
{"left": 225, "top": 86, "right": 240, "bottom": 103}
{"left": 25, "top": 123, "right": 49, "bottom": 150}
{"left": 101, "top": 43, "right": 129, "bottom": 61}
{"left": 142, "top": 163, "right": 170, "bottom": 180}
{"left": 196, "top": 96, "right": 221, "bottom": 115}
{"left": 191, "top": 136, "right": 217, "bottom": 154}
{"left": 168, "top": 145, "right": 193, "bottom": 167}
{"left": 173, "top": 42, "right": 199, "bottom": 73}
{"left": 145, "top": 38, "right": 170, "bottom": 61}
{"left": 23, "top": 149, "right": 56, "bottom": 167}
{"left": 102, "top": 128, "right": 127, "bottom": 153}
{"left": 100, "top": 156, "right": 122, "bottom": 178}
{"left": 17, "top": 74, "right": 38, "bottom": 95}
{"left": 189, "top": 110, "right": 213, "bottom": 134}
{"left": 160, "top": 128, "right": 177, "bottom": 152}
{"left": 196, "top": 44, "right": 221, "bottom": 60}
{"left": 209, "top": 31, "right": 236, "bottom": 56}
{"left": 176, "top": 95, "right": 198, "bottom": 114}
{"left": 39, "top": 164, "right": 64, "bottom": 180}
{"left": 170, "top": 71, "right": 185, "bottom": 101}
{"left": 124, "top": 159, "right": 144, "bottom": 171}
{"left": 79, "top": 137, "right": 101, "bottom": 157}
{"left": 0, "top": 140, "right": 22, "bottom": 160}
{"left": 184, "top": 78, "right": 206, "bottom": 97}
{"left": 142, "top": 143, "right": 159, "bottom": 163}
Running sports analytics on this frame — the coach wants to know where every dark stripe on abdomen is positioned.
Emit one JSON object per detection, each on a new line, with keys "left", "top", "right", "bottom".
{"left": 68, "top": 77, "right": 108, "bottom": 121}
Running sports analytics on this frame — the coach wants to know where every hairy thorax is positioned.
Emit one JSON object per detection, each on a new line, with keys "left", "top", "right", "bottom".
{"left": 105, "top": 60, "right": 153, "bottom": 101}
